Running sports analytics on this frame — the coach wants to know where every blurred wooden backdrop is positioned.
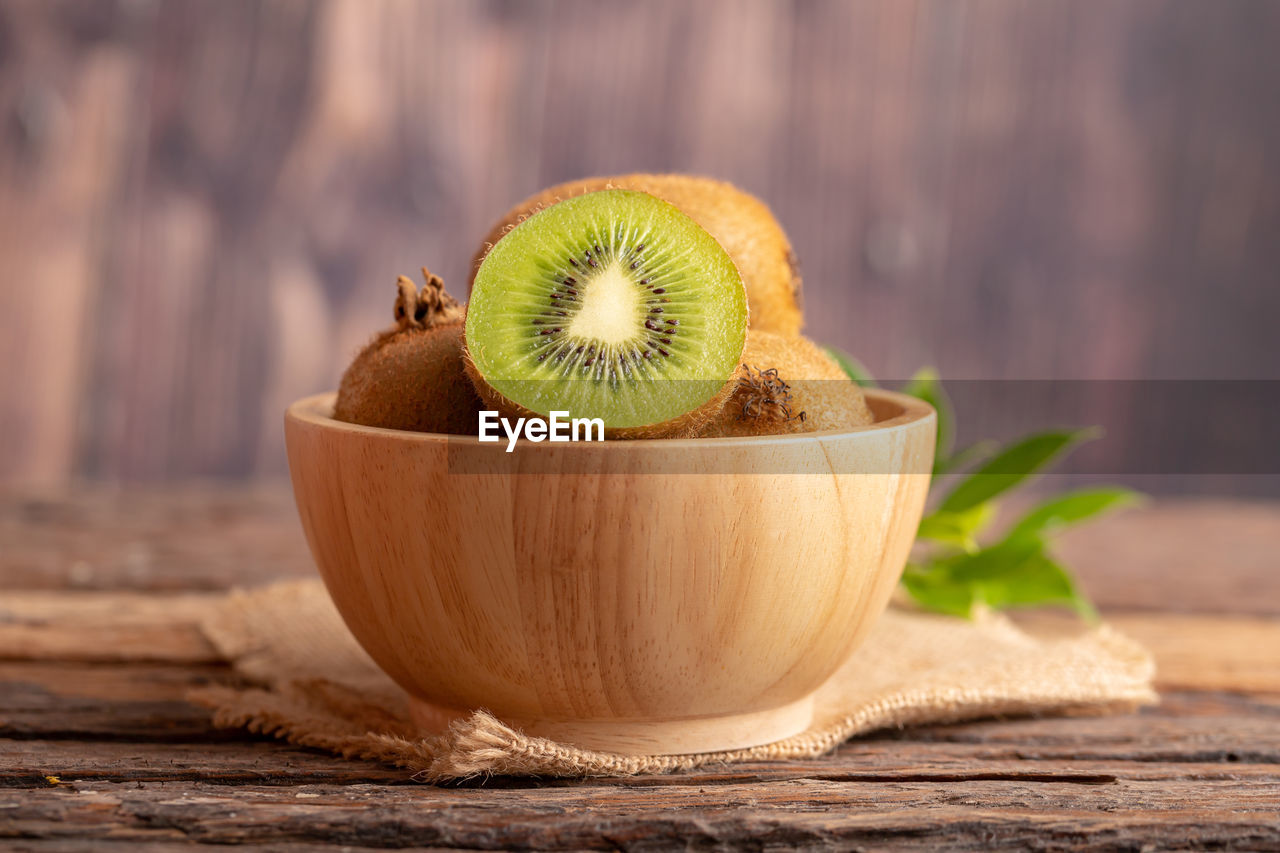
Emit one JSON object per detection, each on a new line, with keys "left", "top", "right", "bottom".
{"left": 1, "top": 0, "right": 1278, "bottom": 487}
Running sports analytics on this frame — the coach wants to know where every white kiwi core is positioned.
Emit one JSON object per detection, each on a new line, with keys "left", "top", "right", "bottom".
{"left": 566, "top": 261, "right": 642, "bottom": 345}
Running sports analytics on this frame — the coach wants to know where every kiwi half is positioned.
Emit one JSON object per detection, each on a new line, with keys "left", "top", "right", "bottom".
{"left": 472, "top": 174, "right": 804, "bottom": 336}
{"left": 697, "top": 332, "right": 875, "bottom": 437}
{"left": 464, "top": 189, "right": 748, "bottom": 438}
{"left": 333, "top": 269, "right": 483, "bottom": 435}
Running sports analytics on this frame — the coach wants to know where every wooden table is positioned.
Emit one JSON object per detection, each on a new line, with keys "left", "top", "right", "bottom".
{"left": 2, "top": 487, "right": 1278, "bottom": 850}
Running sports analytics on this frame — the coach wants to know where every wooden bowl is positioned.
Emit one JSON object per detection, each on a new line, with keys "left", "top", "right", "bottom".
{"left": 284, "top": 389, "right": 934, "bottom": 754}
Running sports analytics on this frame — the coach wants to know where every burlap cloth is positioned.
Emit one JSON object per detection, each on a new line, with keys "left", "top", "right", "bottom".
{"left": 188, "top": 580, "right": 1156, "bottom": 782}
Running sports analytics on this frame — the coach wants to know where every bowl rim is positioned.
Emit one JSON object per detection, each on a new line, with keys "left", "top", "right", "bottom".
{"left": 286, "top": 388, "right": 935, "bottom": 448}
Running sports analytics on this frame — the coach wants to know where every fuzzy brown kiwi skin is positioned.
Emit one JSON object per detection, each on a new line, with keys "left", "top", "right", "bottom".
{"left": 696, "top": 332, "right": 874, "bottom": 438}
{"left": 462, "top": 350, "right": 739, "bottom": 441}
{"left": 471, "top": 174, "right": 804, "bottom": 337}
{"left": 333, "top": 269, "right": 484, "bottom": 435}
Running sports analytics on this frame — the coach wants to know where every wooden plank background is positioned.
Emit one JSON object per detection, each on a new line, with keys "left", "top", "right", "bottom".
{"left": 1, "top": 0, "right": 1278, "bottom": 486}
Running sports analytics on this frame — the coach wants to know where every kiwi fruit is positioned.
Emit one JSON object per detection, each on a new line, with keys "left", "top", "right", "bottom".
{"left": 463, "top": 189, "right": 748, "bottom": 438}
{"left": 333, "top": 269, "right": 483, "bottom": 435}
{"left": 697, "top": 332, "right": 875, "bottom": 437}
{"left": 473, "top": 174, "right": 804, "bottom": 336}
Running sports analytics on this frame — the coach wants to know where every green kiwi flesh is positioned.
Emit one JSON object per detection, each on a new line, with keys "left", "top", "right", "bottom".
{"left": 465, "top": 189, "right": 748, "bottom": 434}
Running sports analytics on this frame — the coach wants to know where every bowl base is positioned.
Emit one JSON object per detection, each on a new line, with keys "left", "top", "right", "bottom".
{"left": 408, "top": 694, "right": 816, "bottom": 756}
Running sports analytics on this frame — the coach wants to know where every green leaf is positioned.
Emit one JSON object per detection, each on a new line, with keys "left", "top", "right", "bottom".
{"left": 901, "top": 368, "right": 955, "bottom": 471}
{"left": 869, "top": 358, "right": 1141, "bottom": 623}
{"left": 975, "top": 554, "right": 1098, "bottom": 622}
{"left": 938, "top": 427, "right": 1102, "bottom": 514}
{"left": 823, "top": 347, "right": 878, "bottom": 387}
{"left": 901, "top": 565, "right": 977, "bottom": 618}
{"left": 916, "top": 502, "right": 997, "bottom": 552}
{"left": 1007, "top": 488, "right": 1144, "bottom": 541}
{"left": 973, "top": 553, "right": 1085, "bottom": 612}
{"left": 946, "top": 535, "right": 1046, "bottom": 582}
{"left": 933, "top": 439, "right": 998, "bottom": 476}
{"left": 914, "top": 517, "right": 973, "bottom": 552}
{"left": 903, "top": 548, "right": 1098, "bottom": 621}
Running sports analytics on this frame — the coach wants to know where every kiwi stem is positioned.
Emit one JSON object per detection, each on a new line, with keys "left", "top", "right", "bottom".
{"left": 393, "top": 269, "right": 464, "bottom": 331}
{"left": 735, "top": 364, "right": 803, "bottom": 423}
{"left": 393, "top": 276, "right": 422, "bottom": 330}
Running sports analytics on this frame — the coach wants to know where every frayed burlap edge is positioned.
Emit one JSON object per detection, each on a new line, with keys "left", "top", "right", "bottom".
{"left": 188, "top": 581, "right": 1156, "bottom": 782}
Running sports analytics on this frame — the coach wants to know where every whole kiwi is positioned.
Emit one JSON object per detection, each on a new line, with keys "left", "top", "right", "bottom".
{"left": 472, "top": 173, "right": 804, "bottom": 336}
{"left": 697, "top": 332, "right": 875, "bottom": 437}
{"left": 333, "top": 269, "right": 483, "bottom": 435}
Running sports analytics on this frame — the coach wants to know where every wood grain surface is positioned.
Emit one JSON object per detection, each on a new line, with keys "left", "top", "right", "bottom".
{"left": 2, "top": 0, "right": 1279, "bottom": 487}
{"left": 1, "top": 487, "right": 1279, "bottom": 849}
